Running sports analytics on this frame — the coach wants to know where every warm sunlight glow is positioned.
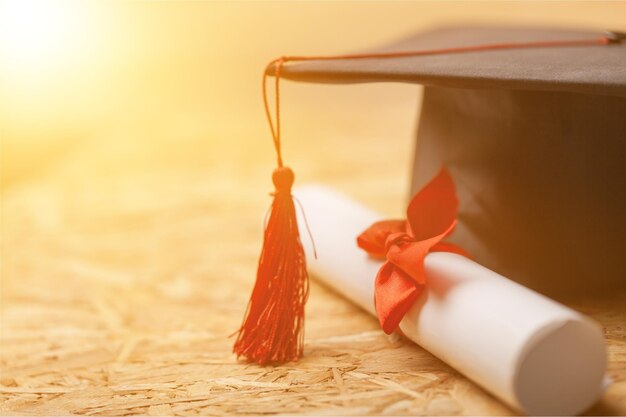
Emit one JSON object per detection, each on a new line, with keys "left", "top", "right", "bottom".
{"left": 0, "top": 0, "right": 88, "bottom": 75}
{"left": 0, "top": 0, "right": 115, "bottom": 142}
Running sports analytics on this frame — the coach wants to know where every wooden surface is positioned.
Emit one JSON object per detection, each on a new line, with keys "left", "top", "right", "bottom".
{"left": 1, "top": 114, "right": 625, "bottom": 416}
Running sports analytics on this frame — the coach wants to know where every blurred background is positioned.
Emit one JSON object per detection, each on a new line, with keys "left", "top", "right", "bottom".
{"left": 2, "top": 1, "right": 626, "bottom": 194}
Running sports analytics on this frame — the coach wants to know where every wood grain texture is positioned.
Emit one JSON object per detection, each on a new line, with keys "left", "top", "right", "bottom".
{"left": 1, "top": 123, "right": 625, "bottom": 416}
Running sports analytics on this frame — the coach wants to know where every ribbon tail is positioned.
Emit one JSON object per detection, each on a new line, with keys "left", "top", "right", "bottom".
{"left": 374, "top": 261, "right": 424, "bottom": 334}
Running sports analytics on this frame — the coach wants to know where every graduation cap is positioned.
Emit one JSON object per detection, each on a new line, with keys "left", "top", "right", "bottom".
{"left": 233, "top": 26, "right": 626, "bottom": 365}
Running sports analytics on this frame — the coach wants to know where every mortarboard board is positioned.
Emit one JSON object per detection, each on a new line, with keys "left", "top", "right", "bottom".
{"left": 265, "top": 26, "right": 626, "bottom": 298}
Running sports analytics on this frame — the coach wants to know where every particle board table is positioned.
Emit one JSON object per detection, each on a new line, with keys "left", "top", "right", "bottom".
{"left": 1, "top": 126, "right": 624, "bottom": 416}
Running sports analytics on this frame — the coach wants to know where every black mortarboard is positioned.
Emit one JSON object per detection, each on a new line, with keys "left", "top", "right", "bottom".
{"left": 270, "top": 26, "right": 626, "bottom": 297}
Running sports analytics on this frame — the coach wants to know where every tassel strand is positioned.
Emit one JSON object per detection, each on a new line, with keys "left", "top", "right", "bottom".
{"left": 233, "top": 167, "right": 309, "bottom": 365}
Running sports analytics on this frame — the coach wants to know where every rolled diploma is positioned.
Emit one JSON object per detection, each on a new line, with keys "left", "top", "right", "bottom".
{"left": 294, "top": 185, "right": 607, "bottom": 416}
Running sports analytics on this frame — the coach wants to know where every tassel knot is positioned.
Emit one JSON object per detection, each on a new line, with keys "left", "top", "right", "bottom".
{"left": 272, "top": 166, "right": 295, "bottom": 192}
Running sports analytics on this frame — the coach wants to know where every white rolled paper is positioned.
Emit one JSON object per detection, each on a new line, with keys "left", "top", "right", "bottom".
{"left": 294, "top": 185, "right": 607, "bottom": 416}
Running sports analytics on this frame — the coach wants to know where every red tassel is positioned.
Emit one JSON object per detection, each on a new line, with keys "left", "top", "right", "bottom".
{"left": 233, "top": 166, "right": 310, "bottom": 365}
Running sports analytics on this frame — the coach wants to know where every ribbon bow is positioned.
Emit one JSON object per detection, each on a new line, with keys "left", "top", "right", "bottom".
{"left": 357, "top": 167, "right": 468, "bottom": 334}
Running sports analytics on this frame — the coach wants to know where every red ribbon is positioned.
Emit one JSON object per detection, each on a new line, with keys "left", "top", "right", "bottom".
{"left": 356, "top": 167, "right": 468, "bottom": 334}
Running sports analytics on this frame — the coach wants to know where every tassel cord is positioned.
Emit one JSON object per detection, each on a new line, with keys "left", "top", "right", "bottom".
{"left": 261, "top": 36, "right": 612, "bottom": 164}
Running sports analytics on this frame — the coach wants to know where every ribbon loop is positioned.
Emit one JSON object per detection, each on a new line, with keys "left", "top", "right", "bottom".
{"left": 356, "top": 167, "right": 467, "bottom": 334}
